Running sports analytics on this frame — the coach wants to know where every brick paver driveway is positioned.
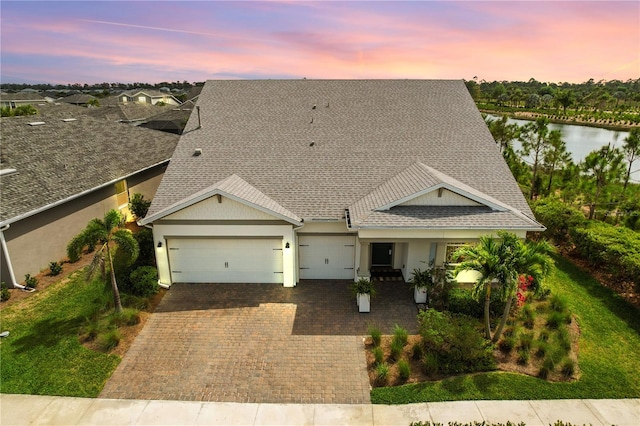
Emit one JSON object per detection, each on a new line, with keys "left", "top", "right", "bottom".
{"left": 100, "top": 280, "right": 418, "bottom": 404}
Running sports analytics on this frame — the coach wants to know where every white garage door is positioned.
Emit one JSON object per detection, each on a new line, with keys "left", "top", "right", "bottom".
{"left": 298, "top": 235, "right": 355, "bottom": 279}
{"left": 167, "top": 238, "right": 283, "bottom": 283}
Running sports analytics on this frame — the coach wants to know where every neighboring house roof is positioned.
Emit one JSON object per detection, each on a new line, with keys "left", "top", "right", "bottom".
{"left": 0, "top": 92, "right": 46, "bottom": 103}
{"left": 61, "top": 93, "right": 96, "bottom": 105}
{"left": 84, "top": 102, "right": 162, "bottom": 123}
{"left": 121, "top": 89, "right": 181, "bottom": 103}
{"left": 138, "top": 102, "right": 195, "bottom": 134}
{"left": 145, "top": 79, "right": 541, "bottom": 230}
{"left": 0, "top": 115, "right": 180, "bottom": 225}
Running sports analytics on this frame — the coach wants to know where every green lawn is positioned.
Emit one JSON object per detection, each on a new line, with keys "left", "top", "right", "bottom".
{"left": 0, "top": 272, "right": 120, "bottom": 397}
{"left": 371, "top": 255, "right": 640, "bottom": 403}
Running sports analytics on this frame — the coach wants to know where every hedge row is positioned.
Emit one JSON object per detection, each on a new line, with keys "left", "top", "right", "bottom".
{"left": 569, "top": 222, "right": 640, "bottom": 286}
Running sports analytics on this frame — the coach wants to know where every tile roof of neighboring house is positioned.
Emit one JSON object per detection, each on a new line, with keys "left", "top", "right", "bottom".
{"left": 146, "top": 80, "right": 541, "bottom": 230}
{"left": 0, "top": 115, "right": 179, "bottom": 225}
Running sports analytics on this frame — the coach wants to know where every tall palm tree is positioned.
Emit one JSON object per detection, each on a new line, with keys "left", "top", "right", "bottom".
{"left": 67, "top": 209, "right": 139, "bottom": 312}
{"left": 454, "top": 232, "right": 555, "bottom": 342}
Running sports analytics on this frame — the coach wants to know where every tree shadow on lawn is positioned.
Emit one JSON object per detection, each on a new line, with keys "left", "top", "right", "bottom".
{"left": 10, "top": 315, "right": 84, "bottom": 354}
{"left": 555, "top": 256, "right": 640, "bottom": 335}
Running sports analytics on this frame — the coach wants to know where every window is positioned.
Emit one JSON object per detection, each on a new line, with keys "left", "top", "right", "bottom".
{"left": 445, "top": 243, "right": 467, "bottom": 264}
{"left": 115, "top": 180, "right": 129, "bottom": 208}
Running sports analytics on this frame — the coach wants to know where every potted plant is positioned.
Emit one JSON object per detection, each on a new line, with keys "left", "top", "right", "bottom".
{"left": 410, "top": 267, "right": 433, "bottom": 304}
{"left": 351, "top": 277, "right": 376, "bottom": 313}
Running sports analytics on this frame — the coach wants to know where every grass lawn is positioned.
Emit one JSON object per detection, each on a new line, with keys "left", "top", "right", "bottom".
{"left": 0, "top": 272, "right": 120, "bottom": 397}
{"left": 371, "top": 255, "right": 640, "bottom": 403}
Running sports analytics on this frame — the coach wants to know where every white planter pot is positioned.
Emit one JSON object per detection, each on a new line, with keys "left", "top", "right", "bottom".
{"left": 414, "top": 286, "right": 427, "bottom": 304}
{"left": 358, "top": 293, "right": 371, "bottom": 313}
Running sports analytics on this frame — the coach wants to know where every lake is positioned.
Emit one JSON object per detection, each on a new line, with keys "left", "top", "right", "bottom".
{"left": 486, "top": 115, "right": 638, "bottom": 182}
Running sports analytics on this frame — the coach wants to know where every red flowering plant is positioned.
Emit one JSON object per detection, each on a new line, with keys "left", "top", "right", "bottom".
{"left": 516, "top": 275, "right": 535, "bottom": 307}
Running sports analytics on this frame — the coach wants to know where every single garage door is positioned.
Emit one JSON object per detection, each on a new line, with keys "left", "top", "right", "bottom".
{"left": 167, "top": 238, "right": 283, "bottom": 283}
{"left": 298, "top": 235, "right": 355, "bottom": 279}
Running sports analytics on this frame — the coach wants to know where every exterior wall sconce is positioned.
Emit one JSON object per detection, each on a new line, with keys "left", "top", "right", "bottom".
{"left": 285, "top": 242, "right": 290, "bottom": 249}
{"left": 157, "top": 241, "right": 163, "bottom": 248}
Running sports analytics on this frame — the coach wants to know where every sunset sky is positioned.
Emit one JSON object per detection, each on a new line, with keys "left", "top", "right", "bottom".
{"left": 1, "top": 1, "right": 638, "bottom": 85}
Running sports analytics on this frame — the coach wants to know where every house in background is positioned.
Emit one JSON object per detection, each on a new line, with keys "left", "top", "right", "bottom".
{"left": 140, "top": 80, "right": 543, "bottom": 288}
{"left": 119, "top": 89, "right": 181, "bottom": 106}
{"left": 0, "top": 115, "right": 179, "bottom": 287}
{"left": 0, "top": 91, "right": 50, "bottom": 109}
{"left": 60, "top": 93, "right": 97, "bottom": 106}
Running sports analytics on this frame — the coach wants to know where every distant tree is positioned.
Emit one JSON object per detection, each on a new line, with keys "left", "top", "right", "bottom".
{"left": 622, "top": 128, "right": 640, "bottom": 193}
{"left": 519, "top": 117, "right": 551, "bottom": 199}
{"left": 525, "top": 93, "right": 540, "bottom": 109}
{"left": 556, "top": 89, "right": 574, "bottom": 115}
{"left": 581, "top": 144, "right": 625, "bottom": 219}
{"left": 492, "top": 84, "right": 507, "bottom": 103}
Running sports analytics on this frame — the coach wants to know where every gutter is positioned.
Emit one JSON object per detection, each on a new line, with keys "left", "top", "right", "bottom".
{"left": 0, "top": 159, "right": 170, "bottom": 228}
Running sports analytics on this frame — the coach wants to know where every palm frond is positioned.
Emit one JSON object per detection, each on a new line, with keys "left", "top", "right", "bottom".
{"left": 112, "top": 229, "right": 140, "bottom": 265}
{"left": 86, "top": 243, "right": 107, "bottom": 280}
{"left": 103, "top": 209, "right": 123, "bottom": 233}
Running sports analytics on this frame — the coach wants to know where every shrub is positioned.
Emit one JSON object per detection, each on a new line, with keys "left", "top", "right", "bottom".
{"left": 98, "top": 329, "right": 121, "bottom": 352}
{"left": 128, "top": 193, "right": 151, "bottom": 220}
{"left": 538, "top": 364, "right": 551, "bottom": 379}
{"left": 538, "top": 329, "right": 550, "bottom": 342}
{"left": 517, "top": 349, "right": 530, "bottom": 365}
{"left": 398, "top": 359, "right": 411, "bottom": 382}
{"left": 498, "top": 336, "right": 516, "bottom": 354}
{"left": 531, "top": 197, "right": 586, "bottom": 244}
{"left": 418, "top": 310, "right": 495, "bottom": 374}
{"left": 520, "top": 304, "right": 536, "bottom": 329}
{"left": 372, "top": 346, "right": 384, "bottom": 366}
{"left": 126, "top": 266, "right": 159, "bottom": 297}
{"left": 110, "top": 308, "right": 141, "bottom": 327}
{"left": 549, "top": 294, "right": 568, "bottom": 313}
{"left": 411, "top": 342, "right": 424, "bottom": 361}
{"left": 392, "top": 324, "right": 408, "bottom": 347}
{"left": 448, "top": 288, "right": 483, "bottom": 318}
{"left": 389, "top": 338, "right": 404, "bottom": 362}
{"left": 375, "top": 362, "right": 389, "bottom": 385}
{"left": 518, "top": 332, "right": 534, "bottom": 352}
{"left": 561, "top": 359, "right": 575, "bottom": 378}
{"left": 534, "top": 341, "right": 549, "bottom": 359}
{"left": 369, "top": 325, "right": 382, "bottom": 347}
{"left": 546, "top": 311, "right": 565, "bottom": 329}
{"left": 423, "top": 352, "right": 439, "bottom": 376}
{"left": 1, "top": 282, "right": 10, "bottom": 302}
{"left": 133, "top": 228, "right": 155, "bottom": 268}
{"left": 48, "top": 261, "right": 62, "bottom": 276}
{"left": 555, "top": 326, "right": 572, "bottom": 354}
{"left": 24, "top": 274, "right": 38, "bottom": 288}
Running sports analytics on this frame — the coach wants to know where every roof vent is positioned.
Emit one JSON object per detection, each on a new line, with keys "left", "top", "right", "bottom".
{"left": 193, "top": 148, "right": 202, "bottom": 157}
{"left": 62, "top": 118, "right": 77, "bottom": 122}
{"left": 28, "top": 121, "right": 45, "bottom": 126}
{"left": 312, "top": 104, "right": 316, "bottom": 109}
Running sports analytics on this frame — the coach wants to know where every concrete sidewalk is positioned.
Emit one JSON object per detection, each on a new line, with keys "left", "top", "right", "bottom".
{"left": 1, "top": 394, "right": 638, "bottom": 425}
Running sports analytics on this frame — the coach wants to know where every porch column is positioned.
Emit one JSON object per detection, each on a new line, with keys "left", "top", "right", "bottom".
{"left": 358, "top": 241, "right": 370, "bottom": 278}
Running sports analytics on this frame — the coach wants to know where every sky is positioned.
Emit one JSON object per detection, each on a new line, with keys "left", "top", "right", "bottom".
{"left": 1, "top": 1, "right": 638, "bottom": 85}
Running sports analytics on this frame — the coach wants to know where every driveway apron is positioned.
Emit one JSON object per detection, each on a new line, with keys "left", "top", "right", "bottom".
{"left": 100, "top": 281, "right": 417, "bottom": 404}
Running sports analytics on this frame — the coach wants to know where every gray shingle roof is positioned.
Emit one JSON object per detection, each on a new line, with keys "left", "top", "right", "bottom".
{"left": 0, "top": 115, "right": 179, "bottom": 224}
{"left": 147, "top": 80, "right": 540, "bottom": 230}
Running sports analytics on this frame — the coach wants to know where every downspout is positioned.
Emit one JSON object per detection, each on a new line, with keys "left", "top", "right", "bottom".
{"left": 0, "top": 225, "right": 25, "bottom": 289}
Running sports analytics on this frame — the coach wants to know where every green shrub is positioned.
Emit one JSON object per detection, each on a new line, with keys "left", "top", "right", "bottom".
{"left": 498, "top": 336, "right": 516, "bottom": 354}
{"left": 538, "top": 329, "right": 550, "bottom": 342}
{"left": 518, "top": 332, "right": 534, "bottom": 352}
{"left": 1, "top": 282, "right": 10, "bottom": 302}
{"left": 375, "top": 362, "right": 389, "bottom": 385}
{"left": 109, "top": 308, "right": 141, "bottom": 327}
{"left": 549, "top": 294, "right": 568, "bottom": 313}
{"left": 538, "top": 364, "right": 551, "bottom": 379}
{"left": 411, "top": 342, "right": 424, "bottom": 360}
{"left": 97, "top": 329, "right": 121, "bottom": 352}
{"left": 561, "top": 359, "right": 575, "bottom": 378}
{"left": 126, "top": 266, "right": 159, "bottom": 297}
{"left": 517, "top": 348, "right": 530, "bottom": 365}
{"left": 121, "top": 293, "right": 150, "bottom": 310}
{"left": 520, "top": 304, "right": 536, "bottom": 329}
{"left": 133, "top": 228, "right": 156, "bottom": 268}
{"left": 423, "top": 352, "right": 439, "bottom": 376}
{"left": 531, "top": 197, "right": 586, "bottom": 244}
{"left": 48, "top": 261, "right": 63, "bottom": 276}
{"left": 128, "top": 193, "right": 151, "bottom": 220}
{"left": 448, "top": 288, "right": 483, "bottom": 318}
{"left": 418, "top": 310, "right": 495, "bottom": 374}
{"left": 555, "top": 326, "right": 572, "bottom": 354}
{"left": 372, "top": 346, "right": 384, "bottom": 365}
{"left": 389, "top": 338, "right": 404, "bottom": 362}
{"left": 535, "top": 340, "right": 549, "bottom": 359}
{"left": 392, "top": 324, "right": 408, "bottom": 347}
{"left": 398, "top": 359, "right": 411, "bottom": 382}
{"left": 546, "top": 311, "right": 565, "bottom": 329}
{"left": 369, "top": 325, "right": 382, "bottom": 347}
{"left": 24, "top": 274, "right": 38, "bottom": 288}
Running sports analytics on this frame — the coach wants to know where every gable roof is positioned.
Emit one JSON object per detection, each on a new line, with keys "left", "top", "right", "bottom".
{"left": 0, "top": 115, "right": 180, "bottom": 225}
{"left": 141, "top": 174, "right": 302, "bottom": 225}
{"left": 146, "top": 80, "right": 540, "bottom": 230}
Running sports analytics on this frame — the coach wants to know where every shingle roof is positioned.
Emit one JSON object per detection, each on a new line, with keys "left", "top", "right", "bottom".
{"left": 61, "top": 93, "right": 96, "bottom": 104}
{"left": 147, "top": 80, "right": 540, "bottom": 230}
{"left": 0, "top": 92, "right": 45, "bottom": 102}
{"left": 0, "top": 115, "right": 179, "bottom": 224}
{"left": 142, "top": 174, "right": 302, "bottom": 225}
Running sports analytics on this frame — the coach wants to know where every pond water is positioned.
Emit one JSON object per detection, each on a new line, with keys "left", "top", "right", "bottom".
{"left": 486, "top": 115, "right": 637, "bottom": 182}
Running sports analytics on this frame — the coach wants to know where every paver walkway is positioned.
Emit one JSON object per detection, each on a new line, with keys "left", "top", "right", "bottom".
{"left": 100, "top": 280, "right": 417, "bottom": 404}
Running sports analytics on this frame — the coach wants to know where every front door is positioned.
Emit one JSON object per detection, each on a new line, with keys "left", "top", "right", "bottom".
{"left": 371, "top": 243, "right": 393, "bottom": 266}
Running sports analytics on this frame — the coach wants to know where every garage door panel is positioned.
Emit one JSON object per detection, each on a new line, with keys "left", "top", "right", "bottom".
{"left": 168, "top": 238, "right": 283, "bottom": 283}
{"left": 299, "top": 235, "right": 355, "bottom": 279}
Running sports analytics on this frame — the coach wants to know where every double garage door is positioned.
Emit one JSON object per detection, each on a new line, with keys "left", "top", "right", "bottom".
{"left": 167, "top": 238, "right": 283, "bottom": 283}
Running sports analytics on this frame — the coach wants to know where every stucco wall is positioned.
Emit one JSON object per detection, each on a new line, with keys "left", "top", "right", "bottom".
{"left": 1, "top": 165, "right": 167, "bottom": 286}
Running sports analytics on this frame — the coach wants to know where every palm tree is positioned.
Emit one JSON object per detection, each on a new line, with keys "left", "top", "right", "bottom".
{"left": 453, "top": 232, "right": 555, "bottom": 342}
{"left": 492, "top": 238, "right": 555, "bottom": 343}
{"left": 67, "top": 209, "right": 139, "bottom": 312}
